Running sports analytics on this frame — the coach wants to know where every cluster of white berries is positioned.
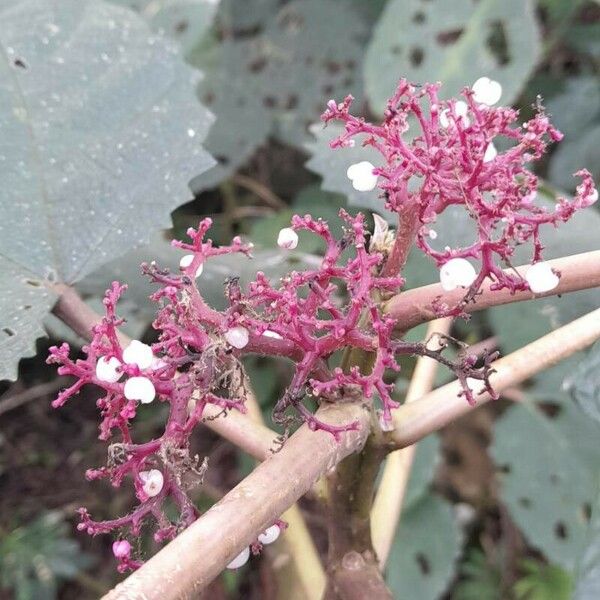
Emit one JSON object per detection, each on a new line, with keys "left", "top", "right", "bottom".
{"left": 346, "top": 160, "right": 378, "bottom": 192}
{"left": 95, "top": 340, "right": 161, "bottom": 404}
{"left": 344, "top": 78, "right": 503, "bottom": 194}
{"left": 139, "top": 469, "right": 164, "bottom": 497}
{"left": 439, "top": 258, "right": 477, "bottom": 291}
{"left": 226, "top": 525, "right": 281, "bottom": 570}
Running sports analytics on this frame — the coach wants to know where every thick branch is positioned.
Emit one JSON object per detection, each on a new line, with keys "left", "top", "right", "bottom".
{"left": 385, "top": 251, "right": 600, "bottom": 330}
{"left": 389, "top": 307, "right": 600, "bottom": 449}
{"left": 371, "top": 318, "right": 451, "bottom": 567}
{"left": 102, "top": 401, "right": 371, "bottom": 600}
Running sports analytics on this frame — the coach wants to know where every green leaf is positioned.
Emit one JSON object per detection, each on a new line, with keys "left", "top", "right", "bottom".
{"left": 111, "top": 0, "right": 219, "bottom": 53}
{"left": 386, "top": 493, "right": 462, "bottom": 600}
{"left": 403, "top": 434, "right": 441, "bottom": 510}
{"left": 546, "top": 77, "right": 600, "bottom": 192}
{"left": 364, "top": 0, "right": 541, "bottom": 116}
{"left": 190, "top": 0, "right": 369, "bottom": 187}
{"left": 0, "top": 0, "right": 214, "bottom": 379}
{"left": 513, "top": 560, "right": 572, "bottom": 600}
{"left": 452, "top": 549, "right": 502, "bottom": 600}
{"left": 568, "top": 341, "right": 600, "bottom": 427}
{"left": 491, "top": 398, "right": 600, "bottom": 569}
{"left": 0, "top": 512, "right": 91, "bottom": 599}
{"left": 574, "top": 486, "right": 600, "bottom": 600}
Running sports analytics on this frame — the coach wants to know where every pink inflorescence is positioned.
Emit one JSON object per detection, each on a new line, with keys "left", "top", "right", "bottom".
{"left": 323, "top": 79, "right": 597, "bottom": 305}
{"left": 48, "top": 79, "right": 596, "bottom": 571}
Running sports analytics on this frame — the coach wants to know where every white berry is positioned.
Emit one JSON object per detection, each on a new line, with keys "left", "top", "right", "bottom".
{"left": 95, "top": 356, "right": 122, "bottom": 383}
{"left": 472, "top": 77, "right": 502, "bottom": 106}
{"left": 139, "top": 469, "right": 164, "bottom": 497}
{"left": 227, "top": 546, "right": 250, "bottom": 569}
{"left": 122, "top": 340, "right": 154, "bottom": 369}
{"left": 440, "top": 258, "right": 477, "bottom": 291}
{"left": 525, "top": 262, "right": 559, "bottom": 294}
{"left": 263, "top": 330, "right": 283, "bottom": 340}
{"left": 258, "top": 525, "right": 281, "bottom": 545}
{"left": 179, "top": 254, "right": 203, "bottom": 278}
{"left": 483, "top": 143, "right": 497, "bottom": 163}
{"left": 277, "top": 228, "right": 299, "bottom": 250}
{"left": 224, "top": 326, "right": 249, "bottom": 349}
{"left": 124, "top": 376, "right": 156, "bottom": 404}
{"left": 346, "top": 161, "right": 378, "bottom": 192}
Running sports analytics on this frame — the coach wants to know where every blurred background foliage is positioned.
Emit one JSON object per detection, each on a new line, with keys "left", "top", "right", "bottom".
{"left": 0, "top": 0, "right": 599, "bottom": 598}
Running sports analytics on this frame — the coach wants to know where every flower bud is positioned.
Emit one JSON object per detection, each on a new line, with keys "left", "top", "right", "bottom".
{"left": 346, "top": 161, "right": 378, "bottom": 192}
{"left": 224, "top": 326, "right": 250, "bottom": 349}
{"left": 95, "top": 356, "right": 122, "bottom": 383}
{"left": 472, "top": 77, "right": 502, "bottom": 106}
{"left": 139, "top": 469, "right": 164, "bottom": 497}
{"left": 277, "top": 228, "right": 299, "bottom": 249}
{"left": 124, "top": 376, "right": 156, "bottom": 404}
{"left": 440, "top": 258, "right": 477, "bottom": 291}
{"left": 112, "top": 539, "right": 131, "bottom": 559}
{"left": 227, "top": 546, "right": 250, "bottom": 569}
{"left": 258, "top": 525, "right": 281, "bottom": 545}
{"left": 525, "top": 262, "right": 559, "bottom": 294}
{"left": 179, "top": 254, "right": 203, "bottom": 278}
{"left": 122, "top": 340, "right": 154, "bottom": 369}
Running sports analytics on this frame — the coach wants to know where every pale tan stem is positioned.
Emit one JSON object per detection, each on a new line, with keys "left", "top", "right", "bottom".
{"left": 242, "top": 381, "right": 326, "bottom": 600}
{"left": 371, "top": 318, "right": 452, "bottom": 568}
{"left": 385, "top": 251, "right": 600, "bottom": 330}
{"left": 389, "top": 307, "right": 600, "bottom": 449}
{"left": 102, "top": 401, "right": 371, "bottom": 600}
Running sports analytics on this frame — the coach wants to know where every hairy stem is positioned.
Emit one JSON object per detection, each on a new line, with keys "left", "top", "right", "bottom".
{"left": 370, "top": 318, "right": 451, "bottom": 568}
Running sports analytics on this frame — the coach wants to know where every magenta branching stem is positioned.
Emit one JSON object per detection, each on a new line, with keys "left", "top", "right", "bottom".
{"left": 48, "top": 79, "right": 596, "bottom": 572}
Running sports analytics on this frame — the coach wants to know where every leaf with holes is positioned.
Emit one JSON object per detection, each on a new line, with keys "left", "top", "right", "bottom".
{"left": 386, "top": 493, "right": 462, "bottom": 600}
{"left": 0, "top": 0, "right": 214, "bottom": 380}
{"left": 190, "top": 0, "right": 368, "bottom": 187}
{"left": 364, "top": 0, "right": 541, "bottom": 116}
{"left": 110, "top": 0, "right": 220, "bottom": 54}
{"left": 491, "top": 398, "right": 600, "bottom": 569}
{"left": 574, "top": 487, "right": 600, "bottom": 600}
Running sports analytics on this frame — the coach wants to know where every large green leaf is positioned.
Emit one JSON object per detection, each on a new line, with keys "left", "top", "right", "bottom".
{"left": 190, "top": 0, "right": 369, "bottom": 189}
{"left": 382, "top": 433, "right": 462, "bottom": 600}
{"left": 386, "top": 493, "right": 462, "bottom": 600}
{"left": 0, "top": 0, "right": 214, "bottom": 380}
{"left": 364, "top": 0, "right": 541, "bottom": 115}
{"left": 111, "top": 0, "right": 220, "bottom": 53}
{"left": 546, "top": 77, "right": 600, "bottom": 192}
{"left": 568, "top": 341, "right": 600, "bottom": 427}
{"left": 574, "top": 487, "right": 600, "bottom": 600}
{"left": 491, "top": 398, "right": 600, "bottom": 570}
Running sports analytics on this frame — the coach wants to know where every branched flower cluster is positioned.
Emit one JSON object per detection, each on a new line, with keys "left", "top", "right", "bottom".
{"left": 323, "top": 78, "right": 597, "bottom": 309}
{"left": 48, "top": 78, "right": 596, "bottom": 571}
